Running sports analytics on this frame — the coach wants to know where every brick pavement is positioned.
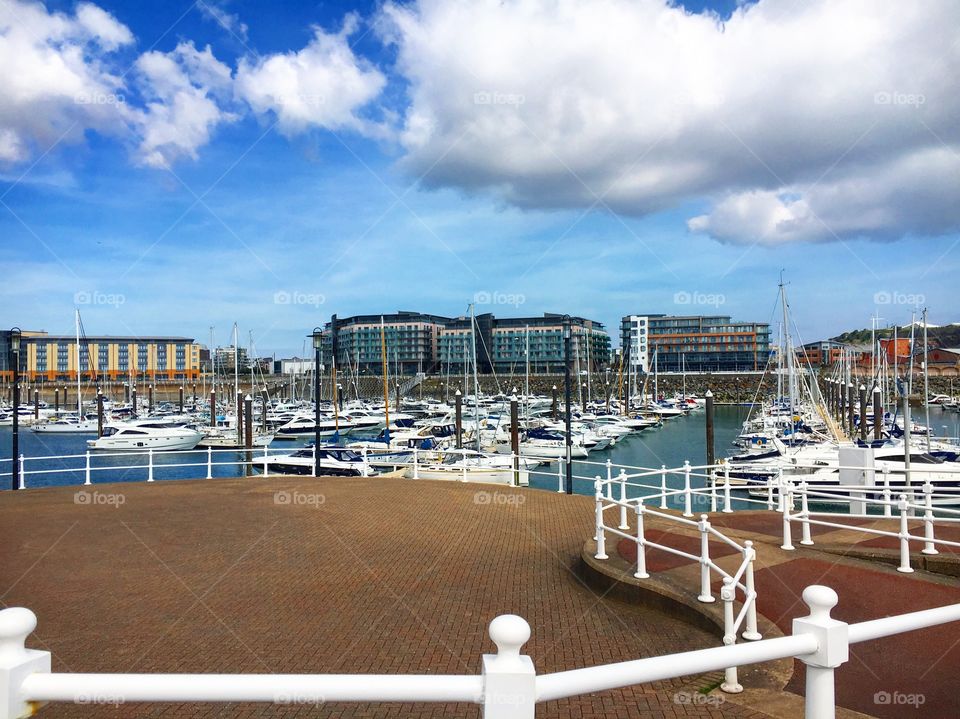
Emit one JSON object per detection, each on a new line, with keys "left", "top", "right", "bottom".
{"left": 0, "top": 477, "right": 770, "bottom": 718}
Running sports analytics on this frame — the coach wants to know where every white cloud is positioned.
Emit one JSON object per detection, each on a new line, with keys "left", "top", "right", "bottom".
{"left": 379, "top": 0, "right": 960, "bottom": 243}
{"left": 197, "top": 1, "right": 249, "bottom": 43}
{"left": 0, "top": 0, "right": 133, "bottom": 164}
{"left": 235, "top": 16, "right": 386, "bottom": 136}
{"left": 134, "top": 42, "right": 237, "bottom": 169}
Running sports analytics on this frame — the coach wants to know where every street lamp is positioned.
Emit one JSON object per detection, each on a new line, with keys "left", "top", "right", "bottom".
{"left": 563, "top": 315, "right": 573, "bottom": 495}
{"left": 10, "top": 327, "right": 21, "bottom": 491}
{"left": 311, "top": 327, "right": 323, "bottom": 477}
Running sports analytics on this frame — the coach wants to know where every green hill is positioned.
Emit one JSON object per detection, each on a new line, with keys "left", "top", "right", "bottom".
{"left": 832, "top": 323, "right": 960, "bottom": 348}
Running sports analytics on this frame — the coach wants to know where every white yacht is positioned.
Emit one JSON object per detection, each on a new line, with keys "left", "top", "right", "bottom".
{"left": 87, "top": 423, "right": 204, "bottom": 451}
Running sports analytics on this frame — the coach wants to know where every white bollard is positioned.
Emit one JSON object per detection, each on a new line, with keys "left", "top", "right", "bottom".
{"left": 482, "top": 615, "right": 535, "bottom": 719}
{"left": 147, "top": 449, "right": 154, "bottom": 482}
{"left": 594, "top": 476, "right": 608, "bottom": 560}
{"left": 742, "top": 541, "right": 761, "bottom": 641}
{"left": 262, "top": 446, "right": 270, "bottom": 478}
{"left": 634, "top": 502, "right": 648, "bottom": 579}
{"left": 800, "top": 482, "right": 813, "bottom": 546}
{"left": 897, "top": 494, "right": 914, "bottom": 573}
{"left": 719, "top": 578, "right": 743, "bottom": 693}
{"left": 697, "top": 515, "right": 715, "bottom": 603}
{"left": 412, "top": 447, "right": 420, "bottom": 479}
{"left": 792, "top": 586, "right": 849, "bottom": 719}
{"left": 659, "top": 464, "right": 668, "bottom": 510}
{"left": 781, "top": 485, "right": 795, "bottom": 551}
{"left": 17, "top": 456, "right": 25, "bottom": 490}
{"left": 206, "top": 447, "right": 213, "bottom": 479}
{"left": 84, "top": 451, "right": 91, "bottom": 486}
{"left": 683, "top": 461, "right": 693, "bottom": 517}
{"left": 921, "top": 482, "right": 938, "bottom": 556}
{"left": 361, "top": 447, "right": 369, "bottom": 477}
{"left": 618, "top": 470, "right": 629, "bottom": 530}
{"left": 0, "top": 607, "right": 52, "bottom": 719}
{"left": 723, "top": 465, "right": 733, "bottom": 513}
{"left": 556, "top": 459, "right": 564, "bottom": 493}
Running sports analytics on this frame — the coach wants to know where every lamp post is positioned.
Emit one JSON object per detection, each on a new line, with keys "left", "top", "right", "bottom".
{"left": 311, "top": 327, "right": 323, "bottom": 477}
{"left": 10, "top": 328, "right": 21, "bottom": 491}
{"left": 563, "top": 315, "right": 573, "bottom": 495}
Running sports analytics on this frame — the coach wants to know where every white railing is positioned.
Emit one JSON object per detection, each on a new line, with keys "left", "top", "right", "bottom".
{"left": 2, "top": 586, "right": 959, "bottom": 719}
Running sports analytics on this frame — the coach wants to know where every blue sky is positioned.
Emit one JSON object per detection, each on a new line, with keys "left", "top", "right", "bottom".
{"left": 2, "top": 0, "right": 958, "bottom": 355}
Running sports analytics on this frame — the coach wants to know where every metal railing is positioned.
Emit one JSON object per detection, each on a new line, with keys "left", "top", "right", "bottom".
{"left": 2, "top": 586, "right": 959, "bottom": 719}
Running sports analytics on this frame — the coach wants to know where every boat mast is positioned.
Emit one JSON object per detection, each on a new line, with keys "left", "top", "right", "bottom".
{"left": 470, "top": 303, "right": 480, "bottom": 452}
{"left": 380, "top": 317, "right": 390, "bottom": 441}
{"left": 233, "top": 323, "right": 239, "bottom": 418}
{"left": 524, "top": 325, "right": 530, "bottom": 414}
{"left": 75, "top": 308, "right": 82, "bottom": 415}
{"left": 923, "top": 307, "right": 930, "bottom": 451}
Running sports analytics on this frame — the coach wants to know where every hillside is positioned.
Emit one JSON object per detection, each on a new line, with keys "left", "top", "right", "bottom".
{"left": 833, "top": 323, "right": 960, "bottom": 348}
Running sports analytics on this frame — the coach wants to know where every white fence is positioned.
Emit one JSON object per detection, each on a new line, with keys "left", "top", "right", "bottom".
{"left": 2, "top": 587, "right": 959, "bottom": 719}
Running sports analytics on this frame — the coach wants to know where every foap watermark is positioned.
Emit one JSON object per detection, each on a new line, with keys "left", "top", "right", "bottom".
{"left": 673, "top": 691, "right": 725, "bottom": 707}
{"left": 874, "top": 691, "right": 925, "bottom": 708}
{"left": 274, "top": 290, "right": 325, "bottom": 307}
{"left": 74, "top": 490, "right": 125, "bottom": 508}
{"left": 473, "top": 490, "right": 525, "bottom": 507}
{"left": 874, "top": 91, "right": 925, "bottom": 107}
{"left": 74, "top": 290, "right": 125, "bottom": 308}
{"left": 275, "top": 692, "right": 326, "bottom": 707}
{"left": 473, "top": 290, "right": 526, "bottom": 308}
{"left": 75, "top": 92, "right": 125, "bottom": 106}
{"left": 75, "top": 693, "right": 125, "bottom": 707}
{"left": 474, "top": 91, "right": 525, "bottom": 107}
{"left": 274, "top": 490, "right": 326, "bottom": 508}
{"left": 873, "top": 290, "right": 925, "bottom": 306}
{"left": 673, "top": 290, "right": 725, "bottom": 308}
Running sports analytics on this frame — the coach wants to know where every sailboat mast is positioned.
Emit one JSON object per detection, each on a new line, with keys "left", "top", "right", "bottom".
{"left": 75, "top": 309, "right": 82, "bottom": 415}
{"left": 923, "top": 308, "right": 930, "bottom": 451}
{"left": 233, "top": 323, "right": 239, "bottom": 415}
{"left": 470, "top": 304, "right": 480, "bottom": 452}
{"left": 380, "top": 317, "right": 390, "bottom": 433}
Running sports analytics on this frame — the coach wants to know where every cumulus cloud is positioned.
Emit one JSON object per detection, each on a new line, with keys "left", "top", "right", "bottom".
{"left": 235, "top": 15, "right": 386, "bottom": 136}
{"left": 133, "top": 42, "right": 237, "bottom": 169}
{"left": 0, "top": 0, "right": 134, "bottom": 164}
{"left": 197, "top": 0, "right": 249, "bottom": 43}
{"left": 379, "top": 0, "right": 960, "bottom": 243}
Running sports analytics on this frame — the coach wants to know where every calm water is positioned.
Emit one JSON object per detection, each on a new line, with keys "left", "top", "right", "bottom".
{"left": 3, "top": 406, "right": 958, "bottom": 507}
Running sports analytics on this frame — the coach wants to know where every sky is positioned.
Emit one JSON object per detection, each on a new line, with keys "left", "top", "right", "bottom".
{"left": 1, "top": 0, "right": 958, "bottom": 356}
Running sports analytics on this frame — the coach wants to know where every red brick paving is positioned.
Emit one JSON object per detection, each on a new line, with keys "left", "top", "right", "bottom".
{"left": 0, "top": 477, "right": 767, "bottom": 718}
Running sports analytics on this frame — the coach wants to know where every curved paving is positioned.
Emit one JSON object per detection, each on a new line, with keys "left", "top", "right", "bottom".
{"left": 0, "top": 477, "right": 767, "bottom": 718}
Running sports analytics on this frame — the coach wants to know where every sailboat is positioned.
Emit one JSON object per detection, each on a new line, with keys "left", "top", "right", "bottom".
{"left": 32, "top": 310, "right": 98, "bottom": 433}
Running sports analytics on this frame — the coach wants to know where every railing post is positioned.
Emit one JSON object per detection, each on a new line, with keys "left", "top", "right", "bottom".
{"left": 697, "top": 515, "right": 715, "bottom": 603}
{"left": 719, "top": 577, "right": 743, "bottom": 694}
{"left": 710, "top": 467, "right": 718, "bottom": 513}
{"left": 922, "top": 482, "right": 938, "bottom": 556}
{"left": 618, "top": 469, "right": 629, "bottom": 530}
{"left": 482, "top": 615, "right": 535, "bottom": 719}
{"left": 17, "top": 456, "right": 24, "bottom": 490}
{"left": 781, "top": 485, "right": 795, "bottom": 551}
{"left": 742, "top": 541, "right": 761, "bottom": 640}
{"left": 800, "top": 482, "right": 813, "bottom": 546}
{"left": 792, "top": 585, "right": 849, "bottom": 719}
{"left": 605, "top": 459, "right": 613, "bottom": 500}
{"left": 882, "top": 486, "right": 892, "bottom": 518}
{"left": 659, "top": 464, "right": 668, "bottom": 510}
{"left": 262, "top": 446, "right": 270, "bottom": 478}
{"left": 594, "top": 476, "right": 608, "bottom": 560}
{"left": 556, "top": 458, "right": 564, "bottom": 493}
{"left": 723, "top": 465, "right": 733, "bottom": 513}
{"left": 412, "top": 447, "right": 420, "bottom": 479}
{"left": 634, "top": 501, "right": 648, "bottom": 579}
{"left": 84, "top": 450, "right": 91, "bottom": 486}
{"left": 360, "top": 447, "right": 369, "bottom": 477}
{"left": 766, "top": 478, "right": 775, "bottom": 510}
{"left": 206, "top": 447, "right": 213, "bottom": 479}
{"left": 897, "top": 494, "right": 914, "bottom": 573}
{"left": 0, "top": 607, "right": 52, "bottom": 719}
{"left": 147, "top": 449, "right": 154, "bottom": 482}
{"left": 776, "top": 468, "right": 785, "bottom": 512}
{"left": 682, "top": 461, "right": 693, "bottom": 517}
